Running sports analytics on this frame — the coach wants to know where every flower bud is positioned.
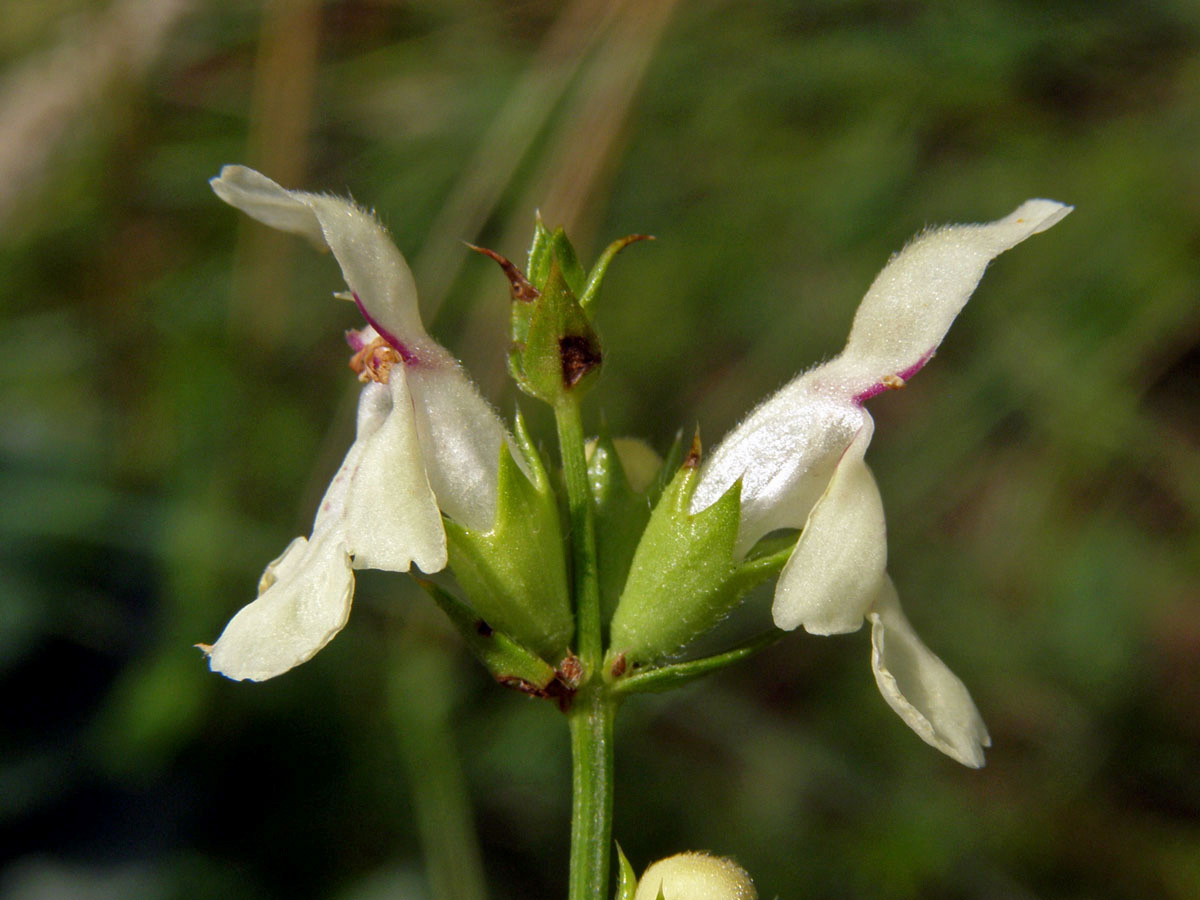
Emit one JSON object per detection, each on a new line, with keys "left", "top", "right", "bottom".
{"left": 472, "top": 218, "right": 649, "bottom": 406}
{"left": 634, "top": 853, "right": 757, "bottom": 900}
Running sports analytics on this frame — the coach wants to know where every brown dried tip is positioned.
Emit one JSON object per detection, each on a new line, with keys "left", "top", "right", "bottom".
{"left": 881, "top": 373, "right": 906, "bottom": 390}
{"left": 498, "top": 675, "right": 552, "bottom": 698}
{"left": 683, "top": 429, "right": 703, "bottom": 469}
{"left": 610, "top": 652, "right": 627, "bottom": 678}
{"left": 616, "top": 233, "right": 656, "bottom": 248}
{"left": 559, "top": 335, "right": 602, "bottom": 388}
{"left": 466, "top": 243, "right": 540, "bottom": 303}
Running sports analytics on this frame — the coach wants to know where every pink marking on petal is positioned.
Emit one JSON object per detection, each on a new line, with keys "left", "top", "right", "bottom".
{"left": 852, "top": 348, "right": 936, "bottom": 404}
{"left": 896, "top": 350, "right": 935, "bottom": 383}
{"left": 352, "top": 292, "right": 420, "bottom": 365}
{"left": 345, "top": 329, "right": 368, "bottom": 352}
{"left": 853, "top": 382, "right": 890, "bottom": 403}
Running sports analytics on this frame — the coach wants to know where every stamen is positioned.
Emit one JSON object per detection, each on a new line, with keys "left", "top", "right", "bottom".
{"left": 349, "top": 335, "right": 402, "bottom": 384}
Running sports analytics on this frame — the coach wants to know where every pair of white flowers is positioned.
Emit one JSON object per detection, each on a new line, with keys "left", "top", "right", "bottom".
{"left": 205, "top": 164, "right": 1069, "bottom": 768}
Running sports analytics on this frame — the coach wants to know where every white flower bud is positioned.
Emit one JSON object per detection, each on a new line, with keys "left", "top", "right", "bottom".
{"left": 634, "top": 853, "right": 757, "bottom": 900}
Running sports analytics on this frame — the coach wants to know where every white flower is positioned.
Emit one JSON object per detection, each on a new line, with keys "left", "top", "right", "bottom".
{"left": 202, "top": 166, "right": 510, "bottom": 681}
{"left": 692, "top": 200, "right": 1072, "bottom": 766}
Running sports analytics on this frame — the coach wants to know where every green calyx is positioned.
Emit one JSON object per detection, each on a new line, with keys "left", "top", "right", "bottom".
{"left": 521, "top": 253, "right": 602, "bottom": 400}
{"left": 527, "top": 217, "right": 653, "bottom": 313}
{"left": 415, "top": 579, "right": 559, "bottom": 695}
{"left": 614, "top": 844, "right": 637, "bottom": 900}
{"left": 473, "top": 218, "right": 649, "bottom": 406}
{"left": 444, "top": 410, "right": 573, "bottom": 662}
{"left": 606, "top": 435, "right": 793, "bottom": 667}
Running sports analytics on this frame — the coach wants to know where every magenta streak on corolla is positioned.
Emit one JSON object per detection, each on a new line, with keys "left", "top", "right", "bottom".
{"left": 351, "top": 292, "right": 421, "bottom": 365}
{"left": 852, "top": 348, "right": 936, "bottom": 403}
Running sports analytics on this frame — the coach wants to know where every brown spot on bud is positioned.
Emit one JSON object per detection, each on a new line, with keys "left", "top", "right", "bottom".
{"left": 881, "top": 373, "right": 906, "bottom": 390}
{"left": 467, "top": 244, "right": 540, "bottom": 303}
{"left": 559, "top": 335, "right": 602, "bottom": 388}
{"left": 610, "top": 653, "right": 627, "bottom": 678}
{"left": 475, "top": 619, "right": 494, "bottom": 637}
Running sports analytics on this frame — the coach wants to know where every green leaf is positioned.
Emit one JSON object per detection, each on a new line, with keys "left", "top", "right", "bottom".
{"left": 416, "top": 579, "right": 558, "bottom": 693}
{"left": 614, "top": 843, "right": 638, "bottom": 900}
{"left": 444, "top": 411, "right": 573, "bottom": 661}
{"left": 610, "top": 628, "right": 785, "bottom": 695}
{"left": 608, "top": 436, "right": 788, "bottom": 664}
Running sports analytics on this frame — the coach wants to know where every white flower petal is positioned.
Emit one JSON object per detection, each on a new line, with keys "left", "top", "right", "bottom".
{"left": 773, "top": 419, "right": 886, "bottom": 634}
{"left": 691, "top": 374, "right": 866, "bottom": 553}
{"left": 208, "top": 165, "right": 329, "bottom": 248}
{"left": 257, "top": 535, "right": 307, "bottom": 594}
{"left": 841, "top": 199, "right": 1072, "bottom": 392}
{"left": 205, "top": 375, "right": 449, "bottom": 681}
{"left": 695, "top": 201, "right": 1069, "bottom": 551}
{"left": 210, "top": 165, "right": 430, "bottom": 352}
{"left": 407, "top": 363, "right": 510, "bottom": 532}
{"left": 868, "top": 579, "right": 991, "bottom": 768}
{"left": 206, "top": 535, "right": 354, "bottom": 682}
{"left": 340, "top": 369, "right": 447, "bottom": 573}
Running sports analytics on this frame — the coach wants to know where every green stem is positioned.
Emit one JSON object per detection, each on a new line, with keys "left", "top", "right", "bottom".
{"left": 555, "top": 397, "right": 603, "bottom": 672}
{"left": 554, "top": 395, "right": 613, "bottom": 900}
{"left": 568, "top": 685, "right": 615, "bottom": 900}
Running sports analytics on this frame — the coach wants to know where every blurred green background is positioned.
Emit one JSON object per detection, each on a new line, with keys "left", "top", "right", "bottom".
{"left": 1, "top": 0, "right": 1198, "bottom": 898}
